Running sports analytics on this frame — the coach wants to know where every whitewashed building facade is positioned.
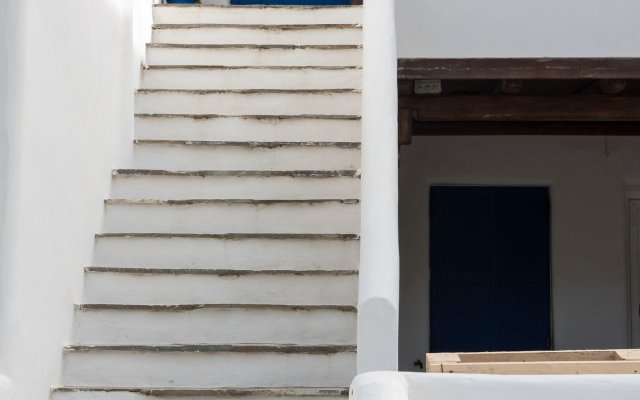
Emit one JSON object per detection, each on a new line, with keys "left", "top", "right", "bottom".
{"left": 1, "top": 1, "right": 640, "bottom": 399}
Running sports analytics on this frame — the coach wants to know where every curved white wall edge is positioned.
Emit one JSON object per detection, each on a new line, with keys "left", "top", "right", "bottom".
{"left": 358, "top": 0, "right": 400, "bottom": 373}
{"left": 0, "top": 375, "right": 15, "bottom": 400}
{"left": 351, "top": 371, "right": 640, "bottom": 400}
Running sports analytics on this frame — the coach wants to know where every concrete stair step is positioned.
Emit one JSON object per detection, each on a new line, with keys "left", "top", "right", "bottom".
{"left": 145, "top": 44, "right": 362, "bottom": 67}
{"left": 62, "top": 344, "right": 356, "bottom": 388}
{"left": 103, "top": 198, "right": 360, "bottom": 234}
{"left": 93, "top": 233, "right": 359, "bottom": 270}
{"left": 134, "top": 89, "right": 361, "bottom": 116}
{"left": 153, "top": 4, "right": 362, "bottom": 25}
{"left": 110, "top": 169, "right": 360, "bottom": 200}
{"left": 134, "top": 114, "right": 361, "bottom": 143}
{"left": 140, "top": 66, "right": 362, "bottom": 90}
{"left": 129, "top": 140, "right": 360, "bottom": 171}
{"left": 151, "top": 24, "right": 362, "bottom": 46}
{"left": 82, "top": 267, "right": 358, "bottom": 305}
{"left": 72, "top": 302, "right": 356, "bottom": 346}
{"left": 52, "top": 387, "right": 348, "bottom": 400}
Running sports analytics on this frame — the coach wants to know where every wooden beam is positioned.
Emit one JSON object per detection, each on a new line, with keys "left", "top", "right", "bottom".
{"left": 399, "top": 95, "right": 640, "bottom": 122}
{"left": 412, "top": 121, "right": 640, "bottom": 136}
{"left": 398, "top": 58, "right": 640, "bottom": 80}
{"left": 398, "top": 108, "right": 414, "bottom": 144}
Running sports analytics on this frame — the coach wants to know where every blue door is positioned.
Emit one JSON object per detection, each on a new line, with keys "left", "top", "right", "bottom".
{"left": 230, "top": 0, "right": 351, "bottom": 5}
{"left": 430, "top": 186, "right": 551, "bottom": 352}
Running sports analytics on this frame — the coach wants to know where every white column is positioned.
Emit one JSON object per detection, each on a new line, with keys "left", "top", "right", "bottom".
{"left": 358, "top": 0, "right": 399, "bottom": 373}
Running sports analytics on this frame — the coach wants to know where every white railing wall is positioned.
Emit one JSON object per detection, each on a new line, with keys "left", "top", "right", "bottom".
{"left": 358, "top": 0, "right": 400, "bottom": 373}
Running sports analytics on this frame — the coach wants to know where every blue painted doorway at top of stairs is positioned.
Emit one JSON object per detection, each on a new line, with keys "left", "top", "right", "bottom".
{"left": 230, "top": 0, "right": 352, "bottom": 5}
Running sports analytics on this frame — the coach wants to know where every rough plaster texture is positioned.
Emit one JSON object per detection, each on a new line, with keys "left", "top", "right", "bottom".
{"left": 399, "top": 135, "right": 640, "bottom": 371}
{"left": 396, "top": 0, "right": 640, "bottom": 58}
{"left": 350, "top": 372, "right": 640, "bottom": 400}
{"left": 0, "top": 1, "right": 157, "bottom": 399}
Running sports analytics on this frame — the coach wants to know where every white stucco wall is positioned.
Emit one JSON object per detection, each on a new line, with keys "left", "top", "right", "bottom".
{"left": 0, "top": 1, "right": 157, "bottom": 399}
{"left": 399, "top": 135, "right": 640, "bottom": 371}
{"left": 396, "top": 0, "right": 640, "bottom": 58}
{"left": 351, "top": 372, "right": 640, "bottom": 400}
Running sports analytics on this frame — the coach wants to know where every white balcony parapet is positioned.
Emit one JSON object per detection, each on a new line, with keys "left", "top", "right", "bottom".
{"left": 350, "top": 372, "right": 640, "bottom": 400}
{"left": 358, "top": 0, "right": 400, "bottom": 373}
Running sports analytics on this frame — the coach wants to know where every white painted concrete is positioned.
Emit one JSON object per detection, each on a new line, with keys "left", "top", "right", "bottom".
{"left": 396, "top": 0, "right": 640, "bottom": 58}
{"left": 0, "top": 1, "right": 157, "bottom": 400}
{"left": 111, "top": 174, "right": 361, "bottom": 200}
{"left": 134, "top": 115, "right": 361, "bottom": 142}
{"left": 62, "top": 350, "right": 356, "bottom": 388}
{"left": 399, "top": 136, "right": 640, "bottom": 371}
{"left": 83, "top": 271, "right": 358, "bottom": 305}
{"left": 358, "top": 0, "right": 400, "bottom": 373}
{"left": 103, "top": 201, "right": 360, "bottom": 234}
{"left": 154, "top": 4, "right": 362, "bottom": 25}
{"left": 130, "top": 142, "right": 361, "bottom": 170}
{"left": 73, "top": 307, "right": 356, "bottom": 345}
{"left": 140, "top": 67, "right": 362, "bottom": 90}
{"left": 134, "top": 90, "right": 362, "bottom": 115}
{"left": 350, "top": 372, "right": 640, "bottom": 400}
{"left": 145, "top": 45, "right": 363, "bottom": 67}
{"left": 153, "top": 25, "right": 362, "bottom": 46}
{"left": 94, "top": 236, "right": 359, "bottom": 270}
{"left": 52, "top": 391, "right": 345, "bottom": 400}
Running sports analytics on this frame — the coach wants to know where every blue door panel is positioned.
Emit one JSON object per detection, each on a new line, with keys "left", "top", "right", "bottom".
{"left": 430, "top": 186, "right": 551, "bottom": 353}
{"left": 230, "top": 0, "right": 351, "bottom": 5}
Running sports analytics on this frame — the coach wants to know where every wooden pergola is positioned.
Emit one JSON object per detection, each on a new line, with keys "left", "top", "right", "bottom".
{"left": 398, "top": 58, "right": 640, "bottom": 144}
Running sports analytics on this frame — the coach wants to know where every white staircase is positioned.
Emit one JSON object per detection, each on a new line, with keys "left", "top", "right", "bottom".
{"left": 52, "top": 4, "right": 361, "bottom": 400}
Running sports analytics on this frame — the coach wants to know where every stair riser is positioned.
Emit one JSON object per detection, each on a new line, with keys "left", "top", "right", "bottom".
{"left": 73, "top": 308, "right": 356, "bottom": 345}
{"left": 62, "top": 351, "right": 356, "bottom": 388}
{"left": 152, "top": 27, "right": 362, "bottom": 46}
{"left": 135, "top": 92, "right": 361, "bottom": 116}
{"left": 83, "top": 272, "right": 358, "bottom": 305}
{"left": 153, "top": 6, "right": 362, "bottom": 25}
{"left": 93, "top": 237, "right": 359, "bottom": 270}
{"left": 130, "top": 144, "right": 360, "bottom": 171}
{"left": 103, "top": 202, "right": 360, "bottom": 234}
{"left": 146, "top": 47, "right": 362, "bottom": 67}
{"left": 52, "top": 392, "right": 345, "bottom": 400}
{"left": 111, "top": 175, "right": 360, "bottom": 200}
{"left": 134, "top": 116, "right": 361, "bottom": 142}
{"left": 140, "top": 68, "right": 361, "bottom": 91}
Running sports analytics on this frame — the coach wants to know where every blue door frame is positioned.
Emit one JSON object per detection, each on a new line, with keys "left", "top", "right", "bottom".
{"left": 230, "top": 0, "right": 352, "bottom": 5}
{"left": 429, "top": 186, "right": 552, "bottom": 353}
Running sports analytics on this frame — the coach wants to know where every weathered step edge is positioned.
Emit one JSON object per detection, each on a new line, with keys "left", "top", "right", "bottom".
{"left": 65, "top": 344, "right": 357, "bottom": 354}
{"left": 112, "top": 169, "right": 361, "bottom": 178}
{"left": 76, "top": 304, "right": 357, "bottom": 312}
{"left": 136, "top": 89, "right": 360, "bottom": 94}
{"left": 134, "top": 114, "right": 361, "bottom": 120}
{"left": 147, "top": 43, "right": 362, "bottom": 50}
{"left": 154, "top": 3, "right": 360, "bottom": 8}
{"left": 105, "top": 199, "right": 360, "bottom": 205}
{"left": 145, "top": 65, "right": 361, "bottom": 70}
{"left": 85, "top": 267, "right": 359, "bottom": 276}
{"left": 153, "top": 24, "right": 362, "bottom": 30}
{"left": 95, "top": 233, "right": 360, "bottom": 240}
{"left": 53, "top": 386, "right": 349, "bottom": 397}
{"left": 133, "top": 140, "right": 361, "bottom": 149}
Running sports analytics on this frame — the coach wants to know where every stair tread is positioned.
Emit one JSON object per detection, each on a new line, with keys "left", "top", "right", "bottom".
{"left": 96, "top": 233, "right": 359, "bottom": 240}
{"left": 66, "top": 344, "right": 357, "bottom": 353}
{"left": 153, "top": 24, "right": 361, "bottom": 30}
{"left": 137, "top": 88, "right": 359, "bottom": 94}
{"left": 148, "top": 43, "right": 361, "bottom": 50}
{"left": 154, "top": 3, "right": 359, "bottom": 8}
{"left": 134, "top": 113, "right": 361, "bottom": 120}
{"left": 133, "top": 140, "right": 360, "bottom": 148}
{"left": 113, "top": 169, "right": 359, "bottom": 177}
{"left": 86, "top": 267, "right": 358, "bottom": 274}
{"left": 76, "top": 304, "right": 357, "bottom": 312}
{"left": 145, "top": 65, "right": 360, "bottom": 70}
{"left": 105, "top": 199, "right": 359, "bottom": 205}
{"left": 54, "top": 386, "right": 349, "bottom": 395}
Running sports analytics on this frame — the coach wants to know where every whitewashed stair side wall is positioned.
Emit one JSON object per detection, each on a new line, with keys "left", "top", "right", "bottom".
{"left": 52, "top": 3, "right": 362, "bottom": 400}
